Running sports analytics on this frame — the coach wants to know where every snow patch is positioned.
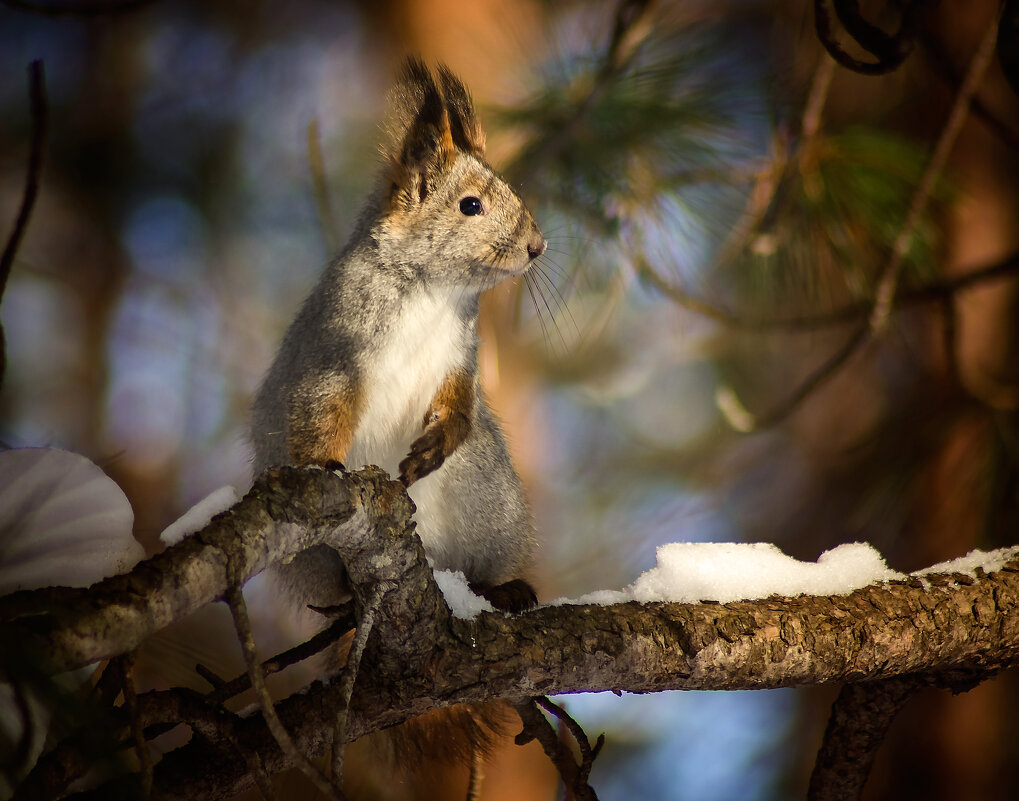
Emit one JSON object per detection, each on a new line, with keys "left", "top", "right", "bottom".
{"left": 555, "top": 542, "right": 905, "bottom": 605}
{"left": 433, "top": 569, "right": 494, "bottom": 619}
{"left": 913, "top": 546, "right": 1019, "bottom": 579}
{"left": 160, "top": 485, "right": 241, "bottom": 546}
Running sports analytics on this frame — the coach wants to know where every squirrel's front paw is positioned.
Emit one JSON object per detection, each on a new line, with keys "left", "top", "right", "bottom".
{"left": 398, "top": 423, "right": 446, "bottom": 486}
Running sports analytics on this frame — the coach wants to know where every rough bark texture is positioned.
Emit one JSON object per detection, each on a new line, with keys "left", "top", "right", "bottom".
{"left": 0, "top": 465, "right": 428, "bottom": 675}
{"left": 5, "top": 466, "right": 1019, "bottom": 801}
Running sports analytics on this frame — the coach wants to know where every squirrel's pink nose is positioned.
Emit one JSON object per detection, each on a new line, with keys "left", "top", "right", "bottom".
{"left": 527, "top": 238, "right": 547, "bottom": 260}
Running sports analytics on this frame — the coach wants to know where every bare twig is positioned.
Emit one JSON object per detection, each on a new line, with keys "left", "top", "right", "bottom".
{"left": 919, "top": 28, "right": 1019, "bottom": 151}
{"left": 307, "top": 119, "right": 341, "bottom": 255}
{"left": 870, "top": 6, "right": 1003, "bottom": 332}
{"left": 331, "top": 581, "right": 390, "bottom": 784}
{"left": 642, "top": 250, "right": 1019, "bottom": 331}
{"left": 205, "top": 611, "right": 355, "bottom": 706}
{"left": 800, "top": 55, "right": 837, "bottom": 155}
{"left": 514, "top": 697, "right": 600, "bottom": 801}
{"left": 534, "top": 696, "right": 604, "bottom": 786}
{"left": 225, "top": 583, "right": 346, "bottom": 801}
{"left": 0, "top": 60, "right": 46, "bottom": 394}
{"left": 716, "top": 324, "right": 870, "bottom": 432}
{"left": 714, "top": 54, "right": 834, "bottom": 272}
{"left": 808, "top": 677, "right": 926, "bottom": 801}
{"left": 117, "top": 654, "right": 153, "bottom": 800}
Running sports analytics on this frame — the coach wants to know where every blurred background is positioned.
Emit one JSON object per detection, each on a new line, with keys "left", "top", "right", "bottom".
{"left": 1, "top": 0, "right": 1018, "bottom": 799}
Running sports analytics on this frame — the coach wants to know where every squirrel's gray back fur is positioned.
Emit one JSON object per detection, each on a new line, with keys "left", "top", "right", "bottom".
{"left": 250, "top": 59, "right": 544, "bottom": 610}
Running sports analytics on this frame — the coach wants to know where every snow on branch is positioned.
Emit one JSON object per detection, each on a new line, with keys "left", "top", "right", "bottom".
{"left": 5, "top": 465, "right": 1019, "bottom": 801}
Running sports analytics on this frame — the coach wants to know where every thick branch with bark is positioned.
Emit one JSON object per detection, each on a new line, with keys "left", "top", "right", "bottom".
{"left": 4, "top": 466, "right": 1019, "bottom": 801}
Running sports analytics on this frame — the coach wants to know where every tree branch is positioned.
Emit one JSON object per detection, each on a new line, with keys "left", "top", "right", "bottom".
{"left": 7, "top": 467, "right": 1019, "bottom": 800}
{"left": 65, "top": 553, "right": 1019, "bottom": 798}
{"left": 0, "top": 465, "right": 421, "bottom": 675}
{"left": 808, "top": 676, "right": 928, "bottom": 801}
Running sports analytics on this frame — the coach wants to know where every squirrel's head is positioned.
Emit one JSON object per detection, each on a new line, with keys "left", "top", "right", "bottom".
{"left": 377, "top": 59, "right": 546, "bottom": 290}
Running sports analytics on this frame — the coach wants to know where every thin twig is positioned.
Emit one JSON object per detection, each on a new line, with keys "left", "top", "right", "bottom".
{"left": 641, "top": 250, "right": 1019, "bottom": 331}
{"left": 307, "top": 119, "right": 341, "bottom": 255}
{"left": 514, "top": 697, "right": 600, "bottom": 801}
{"left": 118, "top": 654, "right": 153, "bottom": 800}
{"left": 800, "top": 55, "right": 837, "bottom": 152}
{"left": 331, "top": 582, "right": 389, "bottom": 783}
{"left": 206, "top": 611, "right": 355, "bottom": 705}
{"left": 870, "top": 6, "right": 1003, "bottom": 332}
{"left": 715, "top": 51, "right": 834, "bottom": 273}
{"left": 1, "top": 60, "right": 47, "bottom": 393}
{"left": 534, "top": 696, "right": 602, "bottom": 785}
{"left": 0, "top": 60, "right": 46, "bottom": 297}
{"left": 225, "top": 584, "right": 346, "bottom": 801}
{"left": 919, "top": 28, "right": 1019, "bottom": 151}
{"left": 717, "top": 324, "right": 870, "bottom": 433}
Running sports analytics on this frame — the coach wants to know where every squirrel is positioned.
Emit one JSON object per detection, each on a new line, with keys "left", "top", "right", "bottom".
{"left": 249, "top": 59, "right": 545, "bottom": 775}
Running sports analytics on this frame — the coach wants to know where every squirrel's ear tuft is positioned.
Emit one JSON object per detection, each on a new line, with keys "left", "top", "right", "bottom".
{"left": 384, "top": 58, "right": 455, "bottom": 208}
{"left": 437, "top": 64, "right": 486, "bottom": 159}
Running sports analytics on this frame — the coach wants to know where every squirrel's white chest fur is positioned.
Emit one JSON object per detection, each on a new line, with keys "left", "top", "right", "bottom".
{"left": 344, "top": 287, "right": 473, "bottom": 565}
{"left": 345, "top": 286, "right": 472, "bottom": 476}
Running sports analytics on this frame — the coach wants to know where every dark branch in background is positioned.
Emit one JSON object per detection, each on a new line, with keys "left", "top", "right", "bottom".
{"left": 701, "top": 6, "right": 1005, "bottom": 433}
{"left": 870, "top": 6, "right": 1003, "bottom": 332}
{"left": 510, "top": 0, "right": 652, "bottom": 187}
{"left": 535, "top": 696, "right": 604, "bottom": 787}
{"left": 920, "top": 28, "right": 1019, "bottom": 151}
{"left": 813, "top": 0, "right": 927, "bottom": 75}
{"left": 117, "top": 654, "right": 153, "bottom": 800}
{"left": 307, "top": 119, "right": 341, "bottom": 255}
{"left": 515, "top": 698, "right": 601, "bottom": 801}
{"left": 717, "top": 324, "right": 871, "bottom": 433}
{"left": 998, "top": 0, "right": 1019, "bottom": 97}
{"left": 807, "top": 677, "right": 928, "bottom": 801}
{"left": 0, "top": 0, "right": 161, "bottom": 17}
{"left": 645, "top": 251, "right": 1018, "bottom": 430}
{"left": 0, "top": 60, "right": 46, "bottom": 395}
{"left": 641, "top": 251, "right": 1019, "bottom": 331}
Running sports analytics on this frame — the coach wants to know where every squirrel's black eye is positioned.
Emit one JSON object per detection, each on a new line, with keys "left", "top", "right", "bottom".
{"left": 459, "top": 196, "right": 483, "bottom": 216}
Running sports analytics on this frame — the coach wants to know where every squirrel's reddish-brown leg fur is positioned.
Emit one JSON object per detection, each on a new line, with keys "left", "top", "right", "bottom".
{"left": 400, "top": 369, "right": 473, "bottom": 486}
{"left": 288, "top": 387, "right": 363, "bottom": 467}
